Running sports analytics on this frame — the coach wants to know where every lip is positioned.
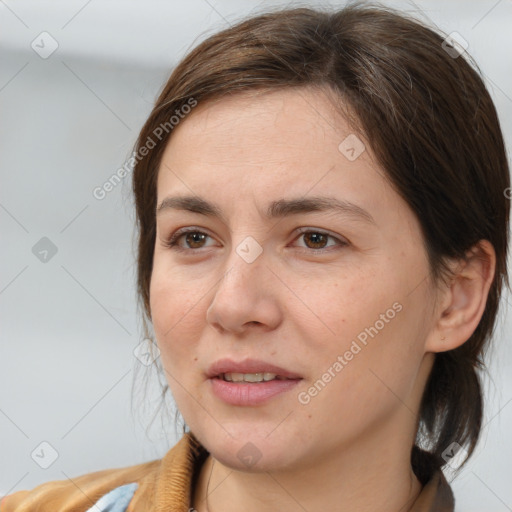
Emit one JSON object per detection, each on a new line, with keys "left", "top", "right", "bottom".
{"left": 209, "top": 377, "right": 301, "bottom": 406}
{"left": 206, "top": 358, "right": 302, "bottom": 380}
{"left": 207, "top": 358, "right": 303, "bottom": 406}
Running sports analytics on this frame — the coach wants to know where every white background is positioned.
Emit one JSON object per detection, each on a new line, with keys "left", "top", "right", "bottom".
{"left": 0, "top": 1, "right": 511, "bottom": 510}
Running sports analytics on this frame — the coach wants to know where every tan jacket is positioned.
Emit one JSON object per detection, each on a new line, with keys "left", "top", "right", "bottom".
{"left": 1, "top": 433, "right": 455, "bottom": 511}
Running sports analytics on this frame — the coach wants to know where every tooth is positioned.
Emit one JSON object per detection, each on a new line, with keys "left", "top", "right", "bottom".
{"left": 243, "top": 373, "right": 264, "bottom": 383}
{"left": 222, "top": 372, "right": 286, "bottom": 382}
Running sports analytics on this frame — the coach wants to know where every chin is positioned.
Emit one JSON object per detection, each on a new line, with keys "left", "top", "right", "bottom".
{"left": 194, "top": 426, "right": 301, "bottom": 472}
{"left": 213, "top": 447, "right": 294, "bottom": 474}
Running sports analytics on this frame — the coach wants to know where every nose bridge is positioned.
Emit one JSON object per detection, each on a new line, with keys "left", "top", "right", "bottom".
{"left": 217, "top": 234, "right": 266, "bottom": 300}
{"left": 206, "top": 234, "right": 281, "bottom": 332}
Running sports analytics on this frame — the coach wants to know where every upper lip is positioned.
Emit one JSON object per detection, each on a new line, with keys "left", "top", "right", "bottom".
{"left": 207, "top": 358, "right": 302, "bottom": 379}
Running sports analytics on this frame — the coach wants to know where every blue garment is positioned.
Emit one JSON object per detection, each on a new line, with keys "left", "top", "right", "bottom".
{"left": 85, "top": 483, "right": 138, "bottom": 512}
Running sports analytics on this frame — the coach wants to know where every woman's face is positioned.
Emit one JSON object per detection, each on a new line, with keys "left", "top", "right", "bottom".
{"left": 150, "top": 87, "right": 439, "bottom": 471}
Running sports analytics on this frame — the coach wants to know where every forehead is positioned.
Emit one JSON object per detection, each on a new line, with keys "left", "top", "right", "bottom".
{"left": 155, "top": 87, "right": 408, "bottom": 228}
{"left": 159, "top": 88, "right": 377, "bottom": 185}
{"left": 164, "top": 87, "right": 356, "bottom": 156}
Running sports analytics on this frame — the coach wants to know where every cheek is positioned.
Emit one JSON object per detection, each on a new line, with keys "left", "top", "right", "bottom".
{"left": 298, "top": 275, "right": 424, "bottom": 411}
{"left": 300, "top": 318, "right": 421, "bottom": 438}
{"left": 149, "top": 267, "right": 205, "bottom": 366}
{"left": 298, "top": 269, "right": 392, "bottom": 353}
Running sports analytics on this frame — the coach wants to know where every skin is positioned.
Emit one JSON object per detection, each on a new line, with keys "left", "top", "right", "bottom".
{"left": 149, "top": 86, "right": 495, "bottom": 512}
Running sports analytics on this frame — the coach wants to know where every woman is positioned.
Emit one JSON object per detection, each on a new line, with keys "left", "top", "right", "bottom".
{"left": 2, "top": 2, "right": 509, "bottom": 511}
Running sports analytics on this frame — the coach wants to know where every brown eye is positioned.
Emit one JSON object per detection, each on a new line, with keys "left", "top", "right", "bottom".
{"left": 165, "top": 229, "right": 215, "bottom": 251}
{"left": 183, "top": 232, "right": 208, "bottom": 249}
{"left": 302, "top": 232, "right": 329, "bottom": 249}
{"left": 294, "top": 229, "right": 348, "bottom": 251}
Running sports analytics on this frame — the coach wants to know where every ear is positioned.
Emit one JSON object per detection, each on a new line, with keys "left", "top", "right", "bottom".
{"left": 425, "top": 239, "right": 496, "bottom": 353}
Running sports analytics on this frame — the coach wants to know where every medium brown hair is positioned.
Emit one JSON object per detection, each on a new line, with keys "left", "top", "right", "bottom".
{"left": 131, "top": 2, "right": 510, "bottom": 483}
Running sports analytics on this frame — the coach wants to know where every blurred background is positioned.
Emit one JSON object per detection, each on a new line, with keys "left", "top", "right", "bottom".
{"left": 0, "top": 1, "right": 511, "bottom": 510}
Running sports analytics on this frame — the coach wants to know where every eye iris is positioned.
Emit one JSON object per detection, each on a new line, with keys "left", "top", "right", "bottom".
{"left": 304, "top": 232, "right": 327, "bottom": 249}
{"left": 186, "top": 232, "right": 206, "bottom": 248}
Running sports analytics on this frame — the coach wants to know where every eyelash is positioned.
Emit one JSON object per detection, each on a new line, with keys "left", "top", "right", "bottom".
{"left": 163, "top": 227, "right": 348, "bottom": 254}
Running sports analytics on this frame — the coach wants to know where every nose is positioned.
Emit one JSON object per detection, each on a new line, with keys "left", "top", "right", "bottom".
{"left": 206, "top": 244, "right": 283, "bottom": 335}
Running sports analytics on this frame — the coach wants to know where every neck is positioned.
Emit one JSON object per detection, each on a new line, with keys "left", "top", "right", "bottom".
{"left": 192, "top": 421, "right": 423, "bottom": 512}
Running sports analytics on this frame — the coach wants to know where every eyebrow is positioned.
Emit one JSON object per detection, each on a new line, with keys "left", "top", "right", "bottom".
{"left": 156, "top": 195, "right": 376, "bottom": 226}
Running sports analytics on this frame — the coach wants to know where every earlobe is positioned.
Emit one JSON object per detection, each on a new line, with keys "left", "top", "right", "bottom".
{"left": 425, "top": 240, "right": 496, "bottom": 354}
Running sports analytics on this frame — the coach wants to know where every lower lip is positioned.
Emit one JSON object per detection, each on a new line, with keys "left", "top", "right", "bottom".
{"left": 209, "top": 377, "right": 302, "bottom": 406}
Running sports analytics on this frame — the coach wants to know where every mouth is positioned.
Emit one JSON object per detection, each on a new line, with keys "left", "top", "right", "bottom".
{"left": 207, "top": 358, "right": 303, "bottom": 406}
{"left": 216, "top": 372, "right": 298, "bottom": 383}
{"left": 207, "top": 357, "right": 302, "bottom": 380}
